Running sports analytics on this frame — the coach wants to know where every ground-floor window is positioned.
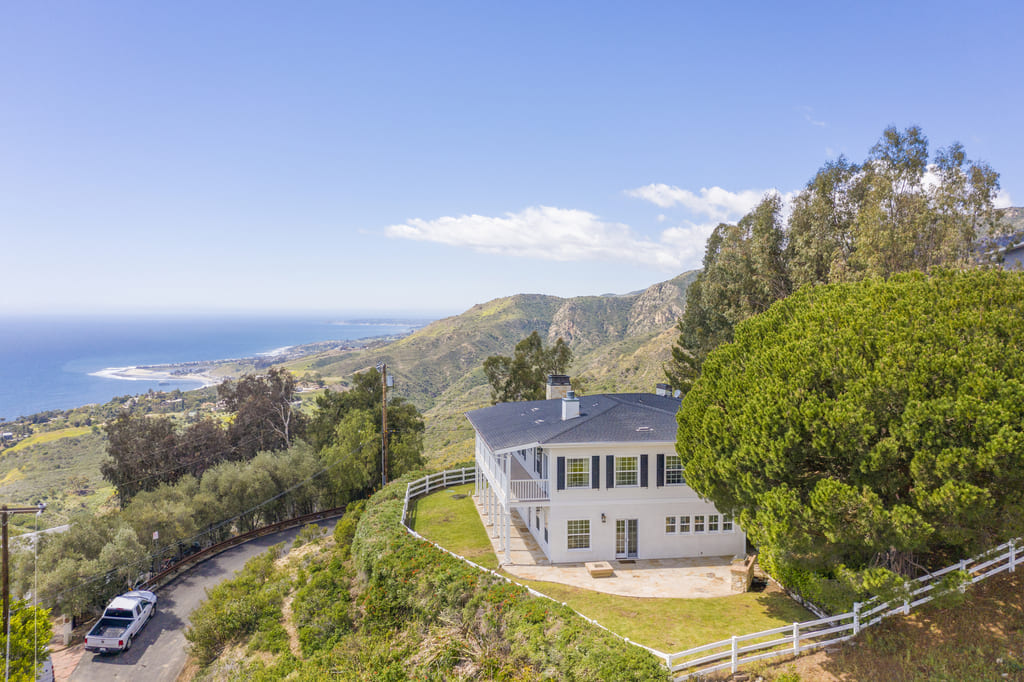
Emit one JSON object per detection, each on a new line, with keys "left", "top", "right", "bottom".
{"left": 567, "top": 519, "right": 590, "bottom": 550}
{"left": 665, "top": 516, "right": 676, "bottom": 533}
{"left": 708, "top": 514, "right": 719, "bottom": 532}
{"left": 679, "top": 515, "right": 691, "bottom": 533}
{"left": 694, "top": 515, "right": 705, "bottom": 533}
{"left": 723, "top": 514, "right": 733, "bottom": 531}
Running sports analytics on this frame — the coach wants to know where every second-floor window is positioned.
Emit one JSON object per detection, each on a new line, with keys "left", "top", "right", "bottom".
{"left": 615, "top": 456, "right": 638, "bottom": 487}
{"left": 665, "top": 454, "right": 684, "bottom": 485}
{"left": 566, "top": 457, "right": 589, "bottom": 488}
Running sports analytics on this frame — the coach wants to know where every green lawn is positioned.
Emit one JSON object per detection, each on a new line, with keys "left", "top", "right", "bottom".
{"left": 408, "top": 482, "right": 813, "bottom": 653}
{"left": 408, "top": 483, "right": 499, "bottom": 570}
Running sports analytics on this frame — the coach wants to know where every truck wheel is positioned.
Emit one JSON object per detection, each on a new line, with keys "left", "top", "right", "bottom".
{"left": 125, "top": 636, "right": 132, "bottom": 651}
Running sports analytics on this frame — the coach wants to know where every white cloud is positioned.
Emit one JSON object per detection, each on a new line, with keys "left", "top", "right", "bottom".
{"left": 994, "top": 189, "right": 1014, "bottom": 209}
{"left": 625, "top": 184, "right": 765, "bottom": 221}
{"left": 799, "top": 105, "right": 827, "bottom": 128}
{"left": 386, "top": 206, "right": 686, "bottom": 269}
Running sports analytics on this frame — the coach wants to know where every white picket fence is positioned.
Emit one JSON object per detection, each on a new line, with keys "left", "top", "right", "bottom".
{"left": 667, "top": 538, "right": 1020, "bottom": 679}
{"left": 400, "top": 468, "right": 1021, "bottom": 681}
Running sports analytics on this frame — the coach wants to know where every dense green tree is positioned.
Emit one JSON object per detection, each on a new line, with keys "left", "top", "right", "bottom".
{"left": 219, "top": 367, "right": 306, "bottom": 457}
{"left": 321, "top": 409, "right": 380, "bottom": 504}
{"left": 666, "top": 126, "right": 1008, "bottom": 393}
{"left": 309, "top": 368, "right": 422, "bottom": 452}
{"left": 0, "top": 600, "right": 52, "bottom": 682}
{"left": 101, "top": 413, "right": 178, "bottom": 507}
{"left": 102, "top": 413, "right": 234, "bottom": 507}
{"left": 677, "top": 269, "right": 1024, "bottom": 587}
{"left": 483, "top": 331, "right": 573, "bottom": 403}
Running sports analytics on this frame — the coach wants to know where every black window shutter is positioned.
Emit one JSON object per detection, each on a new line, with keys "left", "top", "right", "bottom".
{"left": 591, "top": 455, "right": 600, "bottom": 489}
{"left": 556, "top": 457, "right": 565, "bottom": 491}
{"left": 606, "top": 455, "right": 615, "bottom": 489}
{"left": 640, "top": 454, "right": 649, "bottom": 488}
{"left": 656, "top": 453, "right": 665, "bottom": 487}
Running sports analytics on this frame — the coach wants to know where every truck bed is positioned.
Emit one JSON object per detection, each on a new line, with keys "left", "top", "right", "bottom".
{"left": 88, "top": 618, "right": 132, "bottom": 639}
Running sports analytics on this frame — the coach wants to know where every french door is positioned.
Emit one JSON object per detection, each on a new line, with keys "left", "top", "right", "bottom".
{"left": 615, "top": 518, "right": 638, "bottom": 558}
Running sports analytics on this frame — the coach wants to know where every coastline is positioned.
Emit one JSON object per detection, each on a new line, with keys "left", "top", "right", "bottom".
{"left": 89, "top": 366, "right": 221, "bottom": 388}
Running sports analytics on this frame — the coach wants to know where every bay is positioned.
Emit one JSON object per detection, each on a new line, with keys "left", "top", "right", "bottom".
{"left": 0, "top": 315, "right": 421, "bottom": 421}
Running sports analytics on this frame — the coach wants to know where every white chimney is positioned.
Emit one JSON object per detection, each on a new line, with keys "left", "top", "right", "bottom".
{"left": 562, "top": 390, "right": 580, "bottom": 420}
{"left": 655, "top": 383, "right": 670, "bottom": 397}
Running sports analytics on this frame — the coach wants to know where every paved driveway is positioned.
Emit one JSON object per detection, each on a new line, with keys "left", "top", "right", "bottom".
{"left": 66, "top": 526, "right": 305, "bottom": 682}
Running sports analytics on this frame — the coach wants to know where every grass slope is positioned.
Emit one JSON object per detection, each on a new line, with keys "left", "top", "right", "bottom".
{"left": 188, "top": 474, "right": 670, "bottom": 681}
{"left": 752, "top": 569, "right": 1024, "bottom": 681}
{"left": 0, "top": 429, "right": 112, "bottom": 529}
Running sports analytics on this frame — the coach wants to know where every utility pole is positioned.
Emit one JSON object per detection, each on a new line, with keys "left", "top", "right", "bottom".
{"left": 376, "top": 362, "right": 389, "bottom": 487}
{"left": 2, "top": 503, "right": 45, "bottom": 667}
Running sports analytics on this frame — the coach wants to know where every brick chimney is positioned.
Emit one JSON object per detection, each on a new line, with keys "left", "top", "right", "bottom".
{"left": 546, "top": 374, "right": 571, "bottom": 400}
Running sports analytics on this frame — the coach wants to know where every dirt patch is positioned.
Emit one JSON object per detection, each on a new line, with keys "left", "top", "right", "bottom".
{"left": 280, "top": 593, "right": 302, "bottom": 657}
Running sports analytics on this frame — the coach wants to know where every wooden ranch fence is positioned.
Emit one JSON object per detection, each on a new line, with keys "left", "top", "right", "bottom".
{"left": 667, "top": 538, "right": 1020, "bottom": 679}
{"left": 400, "top": 468, "right": 1020, "bottom": 681}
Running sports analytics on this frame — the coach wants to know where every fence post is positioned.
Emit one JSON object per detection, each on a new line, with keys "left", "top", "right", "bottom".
{"left": 731, "top": 635, "right": 738, "bottom": 673}
{"left": 1010, "top": 540, "right": 1016, "bottom": 573}
{"left": 792, "top": 622, "right": 799, "bottom": 656}
{"left": 959, "top": 559, "right": 969, "bottom": 592}
{"left": 853, "top": 602, "right": 860, "bottom": 636}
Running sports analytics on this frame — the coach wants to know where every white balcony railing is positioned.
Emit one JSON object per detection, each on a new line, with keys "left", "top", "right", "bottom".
{"left": 510, "top": 478, "right": 549, "bottom": 502}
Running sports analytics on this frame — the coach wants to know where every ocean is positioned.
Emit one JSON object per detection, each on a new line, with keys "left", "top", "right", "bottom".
{"left": 0, "top": 315, "right": 421, "bottom": 421}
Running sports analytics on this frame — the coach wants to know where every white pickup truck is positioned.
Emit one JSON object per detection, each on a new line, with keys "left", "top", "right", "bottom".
{"left": 84, "top": 590, "right": 157, "bottom": 654}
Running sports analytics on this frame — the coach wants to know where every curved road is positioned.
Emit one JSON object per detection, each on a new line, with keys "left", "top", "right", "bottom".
{"left": 69, "top": 525, "right": 307, "bottom": 682}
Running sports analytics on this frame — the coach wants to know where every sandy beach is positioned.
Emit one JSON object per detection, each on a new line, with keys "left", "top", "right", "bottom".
{"left": 89, "top": 366, "right": 221, "bottom": 388}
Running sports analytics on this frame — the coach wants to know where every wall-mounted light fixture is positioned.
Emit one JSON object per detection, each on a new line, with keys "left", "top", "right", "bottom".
{"left": 601, "top": 513, "right": 607, "bottom": 523}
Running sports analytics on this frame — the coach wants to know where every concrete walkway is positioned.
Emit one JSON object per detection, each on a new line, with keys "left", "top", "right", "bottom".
{"left": 475, "top": 495, "right": 736, "bottom": 599}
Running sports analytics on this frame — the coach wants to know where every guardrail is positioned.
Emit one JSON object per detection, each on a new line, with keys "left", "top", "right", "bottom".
{"left": 667, "top": 537, "right": 1020, "bottom": 679}
{"left": 139, "top": 505, "right": 348, "bottom": 592}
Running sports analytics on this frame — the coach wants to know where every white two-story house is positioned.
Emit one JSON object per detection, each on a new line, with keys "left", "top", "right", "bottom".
{"left": 467, "top": 376, "right": 746, "bottom": 565}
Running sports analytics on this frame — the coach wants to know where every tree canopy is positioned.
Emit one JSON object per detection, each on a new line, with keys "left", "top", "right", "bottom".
{"left": 676, "top": 270, "right": 1024, "bottom": 587}
{"left": 218, "top": 367, "right": 305, "bottom": 457}
{"left": 666, "top": 126, "right": 1008, "bottom": 393}
{"left": 309, "top": 368, "right": 424, "bottom": 502}
{"left": 483, "top": 331, "right": 572, "bottom": 403}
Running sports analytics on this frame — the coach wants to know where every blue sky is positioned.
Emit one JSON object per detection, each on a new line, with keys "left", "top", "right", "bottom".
{"left": 2, "top": 2, "right": 1020, "bottom": 317}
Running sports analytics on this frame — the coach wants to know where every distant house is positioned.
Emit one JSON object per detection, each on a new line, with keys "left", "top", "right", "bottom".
{"left": 467, "top": 376, "right": 746, "bottom": 565}
{"left": 1000, "top": 234, "right": 1024, "bottom": 270}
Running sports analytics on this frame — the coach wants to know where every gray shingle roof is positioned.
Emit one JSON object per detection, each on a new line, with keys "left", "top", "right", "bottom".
{"left": 465, "top": 393, "right": 681, "bottom": 452}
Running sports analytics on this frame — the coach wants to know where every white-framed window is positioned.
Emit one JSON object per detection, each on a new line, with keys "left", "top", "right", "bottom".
{"left": 708, "top": 514, "right": 719, "bottom": 532}
{"left": 567, "top": 519, "right": 590, "bottom": 550}
{"left": 566, "top": 457, "right": 590, "bottom": 488}
{"left": 694, "top": 515, "right": 705, "bottom": 533}
{"left": 679, "top": 515, "right": 690, "bottom": 533}
{"left": 723, "top": 514, "right": 733, "bottom": 532}
{"left": 665, "top": 516, "right": 676, "bottom": 533}
{"left": 615, "top": 456, "right": 639, "bottom": 487}
{"left": 665, "top": 454, "right": 684, "bottom": 485}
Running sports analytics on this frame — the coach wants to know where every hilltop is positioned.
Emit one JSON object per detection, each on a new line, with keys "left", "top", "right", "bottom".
{"left": 286, "top": 270, "right": 698, "bottom": 464}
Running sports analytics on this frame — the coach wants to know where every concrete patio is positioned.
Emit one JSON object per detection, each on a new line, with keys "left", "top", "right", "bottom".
{"left": 474, "top": 495, "right": 738, "bottom": 599}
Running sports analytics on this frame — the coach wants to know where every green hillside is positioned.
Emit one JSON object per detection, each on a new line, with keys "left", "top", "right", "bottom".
{"left": 286, "top": 270, "right": 698, "bottom": 465}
